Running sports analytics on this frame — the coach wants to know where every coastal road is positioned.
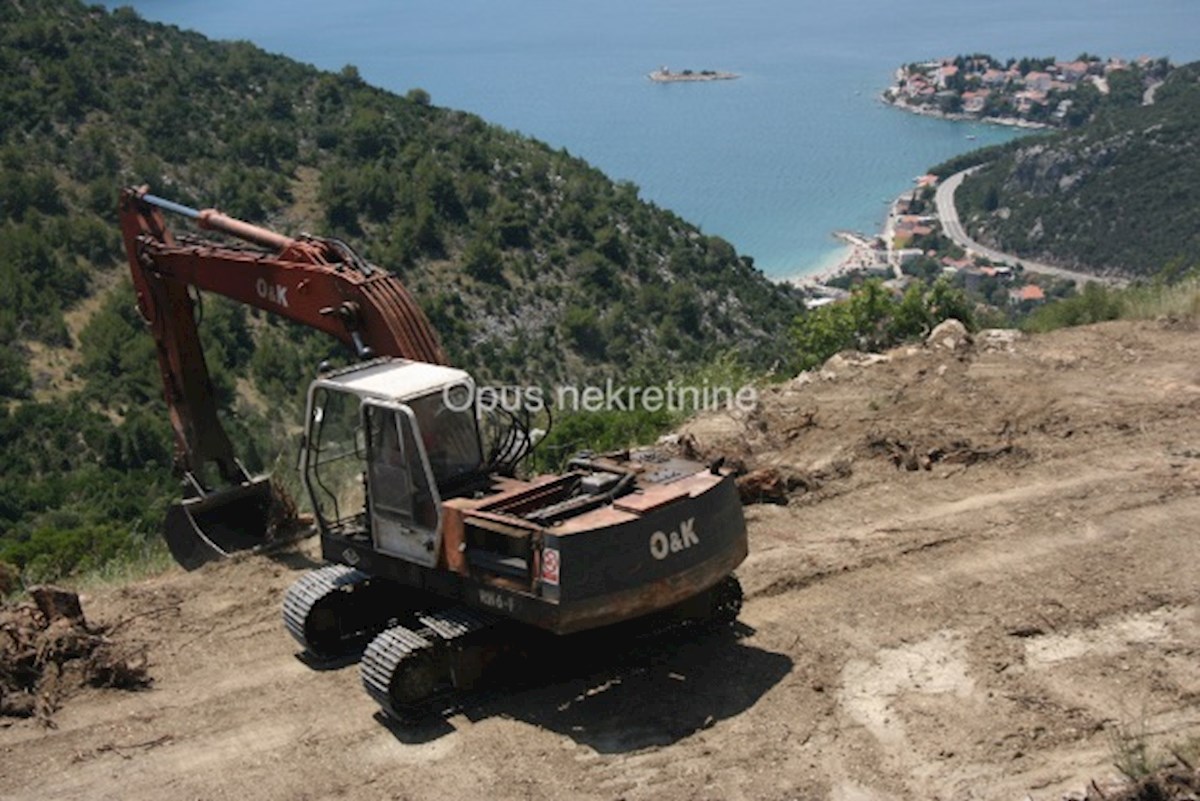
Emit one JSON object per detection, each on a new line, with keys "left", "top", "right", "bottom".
{"left": 936, "top": 168, "right": 1128, "bottom": 287}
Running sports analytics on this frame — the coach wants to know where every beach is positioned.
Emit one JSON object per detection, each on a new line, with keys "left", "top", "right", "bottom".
{"left": 786, "top": 230, "right": 888, "bottom": 288}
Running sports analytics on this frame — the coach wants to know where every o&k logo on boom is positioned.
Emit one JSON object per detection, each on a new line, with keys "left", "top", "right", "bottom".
{"left": 649, "top": 518, "right": 699, "bottom": 560}
{"left": 255, "top": 278, "right": 289, "bottom": 308}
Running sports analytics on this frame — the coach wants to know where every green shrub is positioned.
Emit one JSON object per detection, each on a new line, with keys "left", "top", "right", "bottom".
{"left": 1021, "top": 282, "right": 1124, "bottom": 333}
{"left": 793, "top": 279, "right": 975, "bottom": 370}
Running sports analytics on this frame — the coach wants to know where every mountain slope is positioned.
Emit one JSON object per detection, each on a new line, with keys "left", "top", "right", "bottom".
{"left": 0, "top": 0, "right": 800, "bottom": 578}
{"left": 952, "top": 62, "right": 1200, "bottom": 277}
{"left": 0, "top": 0, "right": 800, "bottom": 394}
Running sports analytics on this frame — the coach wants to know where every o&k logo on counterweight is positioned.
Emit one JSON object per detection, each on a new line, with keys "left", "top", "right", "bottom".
{"left": 649, "top": 518, "right": 699, "bottom": 560}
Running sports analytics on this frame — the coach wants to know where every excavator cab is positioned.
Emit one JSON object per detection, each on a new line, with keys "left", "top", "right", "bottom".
{"left": 301, "top": 359, "right": 483, "bottom": 567}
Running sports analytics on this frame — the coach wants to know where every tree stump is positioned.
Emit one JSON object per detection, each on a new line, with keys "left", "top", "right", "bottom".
{"left": 29, "top": 586, "right": 86, "bottom": 628}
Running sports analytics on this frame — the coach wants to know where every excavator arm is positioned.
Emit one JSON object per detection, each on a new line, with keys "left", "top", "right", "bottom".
{"left": 117, "top": 186, "right": 447, "bottom": 567}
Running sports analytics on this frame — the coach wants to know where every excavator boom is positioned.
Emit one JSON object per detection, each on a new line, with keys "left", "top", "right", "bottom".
{"left": 118, "top": 187, "right": 446, "bottom": 567}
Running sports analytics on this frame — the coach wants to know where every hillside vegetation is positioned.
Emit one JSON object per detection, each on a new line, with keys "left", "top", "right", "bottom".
{"left": 0, "top": 0, "right": 800, "bottom": 580}
{"left": 953, "top": 62, "right": 1200, "bottom": 276}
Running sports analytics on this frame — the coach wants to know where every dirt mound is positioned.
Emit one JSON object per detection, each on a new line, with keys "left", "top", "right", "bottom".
{"left": 678, "top": 319, "right": 1198, "bottom": 505}
{"left": 0, "top": 586, "right": 150, "bottom": 721}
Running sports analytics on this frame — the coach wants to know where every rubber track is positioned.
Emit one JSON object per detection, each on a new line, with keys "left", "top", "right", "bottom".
{"left": 361, "top": 607, "right": 496, "bottom": 720}
{"left": 282, "top": 564, "right": 370, "bottom": 649}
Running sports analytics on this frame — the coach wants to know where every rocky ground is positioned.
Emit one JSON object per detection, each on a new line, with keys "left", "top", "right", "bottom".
{"left": 2, "top": 318, "right": 1200, "bottom": 800}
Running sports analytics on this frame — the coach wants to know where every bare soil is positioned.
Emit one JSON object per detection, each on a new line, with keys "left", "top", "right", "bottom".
{"left": 3, "top": 319, "right": 1200, "bottom": 800}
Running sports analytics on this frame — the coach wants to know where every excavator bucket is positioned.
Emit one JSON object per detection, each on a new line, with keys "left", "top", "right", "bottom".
{"left": 163, "top": 477, "right": 277, "bottom": 570}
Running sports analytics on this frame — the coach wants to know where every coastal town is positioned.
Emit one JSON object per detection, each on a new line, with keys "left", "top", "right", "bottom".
{"left": 883, "top": 53, "right": 1172, "bottom": 127}
{"left": 792, "top": 52, "right": 1169, "bottom": 314}
{"left": 797, "top": 171, "right": 1092, "bottom": 314}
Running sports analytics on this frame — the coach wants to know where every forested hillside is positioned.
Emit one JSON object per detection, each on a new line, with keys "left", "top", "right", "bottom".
{"left": 953, "top": 62, "right": 1200, "bottom": 276}
{"left": 0, "top": 0, "right": 800, "bottom": 580}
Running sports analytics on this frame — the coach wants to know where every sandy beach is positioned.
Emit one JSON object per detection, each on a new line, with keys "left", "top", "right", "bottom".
{"left": 785, "top": 231, "right": 885, "bottom": 288}
{"left": 783, "top": 246, "right": 850, "bottom": 287}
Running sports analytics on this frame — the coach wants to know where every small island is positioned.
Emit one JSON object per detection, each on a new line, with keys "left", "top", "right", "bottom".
{"left": 649, "top": 66, "right": 739, "bottom": 83}
{"left": 883, "top": 53, "right": 1172, "bottom": 128}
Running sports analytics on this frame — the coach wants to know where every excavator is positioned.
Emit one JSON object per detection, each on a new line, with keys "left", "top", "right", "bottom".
{"left": 118, "top": 186, "right": 748, "bottom": 720}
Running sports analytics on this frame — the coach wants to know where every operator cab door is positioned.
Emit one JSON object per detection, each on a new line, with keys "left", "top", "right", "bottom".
{"left": 361, "top": 400, "right": 441, "bottom": 567}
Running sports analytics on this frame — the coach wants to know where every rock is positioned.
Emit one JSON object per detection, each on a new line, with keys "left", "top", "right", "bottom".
{"left": 978, "top": 328, "right": 1024, "bottom": 351}
{"left": 820, "top": 351, "right": 891, "bottom": 380}
{"left": 788, "top": 372, "right": 815, "bottom": 389}
{"left": 927, "top": 319, "right": 972, "bottom": 352}
{"left": 737, "top": 468, "right": 789, "bottom": 505}
{"left": 29, "top": 586, "right": 86, "bottom": 627}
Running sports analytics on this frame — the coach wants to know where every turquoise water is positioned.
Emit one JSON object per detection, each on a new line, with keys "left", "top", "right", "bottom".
{"left": 124, "top": 0, "right": 1200, "bottom": 278}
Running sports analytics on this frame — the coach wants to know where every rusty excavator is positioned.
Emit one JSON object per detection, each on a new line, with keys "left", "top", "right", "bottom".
{"left": 118, "top": 187, "right": 748, "bottom": 720}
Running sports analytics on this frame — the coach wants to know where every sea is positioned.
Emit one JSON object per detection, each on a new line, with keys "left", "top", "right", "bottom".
{"left": 122, "top": 0, "right": 1200, "bottom": 280}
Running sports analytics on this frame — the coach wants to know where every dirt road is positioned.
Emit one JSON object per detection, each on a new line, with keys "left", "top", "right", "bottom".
{"left": 3, "top": 319, "right": 1200, "bottom": 800}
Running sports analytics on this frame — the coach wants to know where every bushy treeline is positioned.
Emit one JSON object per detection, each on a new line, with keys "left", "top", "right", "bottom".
{"left": 0, "top": 400, "right": 176, "bottom": 580}
{"left": 1021, "top": 275, "right": 1200, "bottom": 334}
